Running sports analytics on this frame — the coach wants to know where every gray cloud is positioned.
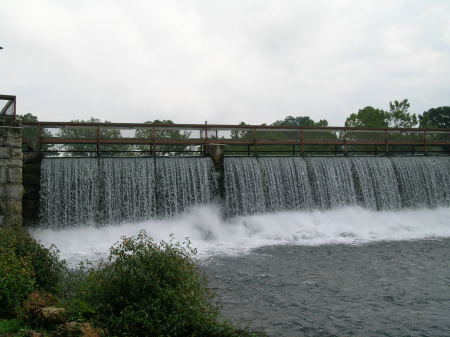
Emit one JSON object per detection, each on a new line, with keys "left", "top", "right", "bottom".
{"left": 1, "top": 0, "right": 449, "bottom": 125}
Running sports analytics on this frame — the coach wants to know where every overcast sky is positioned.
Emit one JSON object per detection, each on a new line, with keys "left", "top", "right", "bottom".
{"left": 1, "top": 0, "right": 449, "bottom": 125}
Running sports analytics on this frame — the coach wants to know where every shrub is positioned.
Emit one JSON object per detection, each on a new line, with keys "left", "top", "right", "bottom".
{"left": 0, "top": 247, "right": 35, "bottom": 316}
{"left": 0, "top": 226, "right": 66, "bottom": 293}
{"left": 0, "top": 318, "right": 24, "bottom": 334}
{"left": 78, "top": 232, "right": 224, "bottom": 337}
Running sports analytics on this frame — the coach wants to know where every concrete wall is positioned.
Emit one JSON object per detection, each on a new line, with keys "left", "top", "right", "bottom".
{"left": 0, "top": 121, "right": 24, "bottom": 227}
{"left": 22, "top": 151, "right": 41, "bottom": 225}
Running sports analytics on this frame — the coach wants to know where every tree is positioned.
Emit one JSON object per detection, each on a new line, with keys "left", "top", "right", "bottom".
{"left": 16, "top": 113, "right": 38, "bottom": 123}
{"left": 228, "top": 116, "right": 332, "bottom": 155}
{"left": 272, "top": 115, "right": 328, "bottom": 127}
{"left": 17, "top": 113, "right": 55, "bottom": 153}
{"left": 230, "top": 121, "right": 251, "bottom": 140}
{"left": 57, "top": 117, "right": 122, "bottom": 156}
{"left": 345, "top": 99, "right": 417, "bottom": 129}
{"left": 418, "top": 106, "right": 450, "bottom": 128}
{"left": 135, "top": 120, "right": 192, "bottom": 155}
{"left": 345, "top": 99, "right": 419, "bottom": 154}
{"left": 271, "top": 116, "right": 332, "bottom": 154}
{"left": 419, "top": 106, "right": 450, "bottom": 153}
{"left": 345, "top": 106, "right": 388, "bottom": 128}
{"left": 386, "top": 99, "right": 417, "bottom": 128}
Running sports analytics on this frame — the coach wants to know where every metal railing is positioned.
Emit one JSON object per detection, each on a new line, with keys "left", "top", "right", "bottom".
{"left": 0, "top": 95, "right": 16, "bottom": 120}
{"left": 22, "top": 121, "right": 450, "bottom": 156}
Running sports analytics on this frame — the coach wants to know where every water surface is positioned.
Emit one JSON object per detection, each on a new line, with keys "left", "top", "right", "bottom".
{"left": 203, "top": 239, "right": 450, "bottom": 337}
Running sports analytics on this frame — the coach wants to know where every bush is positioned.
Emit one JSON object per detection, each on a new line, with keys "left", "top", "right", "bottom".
{"left": 78, "top": 232, "right": 227, "bottom": 337}
{"left": 0, "top": 226, "right": 66, "bottom": 293}
{"left": 0, "top": 247, "right": 35, "bottom": 316}
{"left": 0, "top": 318, "right": 24, "bottom": 335}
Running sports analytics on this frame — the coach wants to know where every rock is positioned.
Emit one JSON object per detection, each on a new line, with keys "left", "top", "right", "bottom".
{"left": 39, "top": 307, "right": 67, "bottom": 324}
{"left": 22, "top": 292, "right": 67, "bottom": 328}
{"left": 22, "top": 330, "right": 44, "bottom": 337}
{"left": 23, "top": 291, "right": 59, "bottom": 312}
{"left": 27, "top": 306, "right": 67, "bottom": 327}
{"left": 53, "top": 322, "right": 102, "bottom": 337}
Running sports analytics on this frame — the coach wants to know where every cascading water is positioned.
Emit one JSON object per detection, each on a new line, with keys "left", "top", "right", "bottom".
{"left": 392, "top": 157, "right": 450, "bottom": 208}
{"left": 155, "top": 157, "right": 218, "bottom": 217}
{"left": 40, "top": 158, "right": 99, "bottom": 228}
{"left": 224, "top": 157, "right": 265, "bottom": 216}
{"left": 40, "top": 157, "right": 217, "bottom": 228}
{"left": 40, "top": 156, "right": 450, "bottom": 227}
{"left": 306, "top": 157, "right": 357, "bottom": 209}
{"left": 100, "top": 158, "right": 156, "bottom": 223}
{"left": 259, "top": 157, "right": 312, "bottom": 212}
{"left": 223, "top": 156, "right": 450, "bottom": 215}
{"left": 350, "top": 157, "right": 401, "bottom": 210}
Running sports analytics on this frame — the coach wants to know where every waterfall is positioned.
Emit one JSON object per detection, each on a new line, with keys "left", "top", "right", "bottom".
{"left": 224, "top": 158, "right": 265, "bottom": 216}
{"left": 40, "top": 157, "right": 216, "bottom": 228}
{"left": 100, "top": 158, "right": 156, "bottom": 223}
{"left": 40, "top": 158, "right": 99, "bottom": 228}
{"left": 40, "top": 156, "right": 450, "bottom": 227}
{"left": 223, "top": 157, "right": 450, "bottom": 216}
{"left": 351, "top": 157, "right": 401, "bottom": 210}
{"left": 259, "top": 158, "right": 312, "bottom": 212}
{"left": 156, "top": 158, "right": 218, "bottom": 217}
{"left": 306, "top": 157, "right": 357, "bottom": 209}
{"left": 392, "top": 157, "right": 450, "bottom": 208}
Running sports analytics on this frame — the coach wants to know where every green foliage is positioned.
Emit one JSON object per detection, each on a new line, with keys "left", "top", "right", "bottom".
{"left": 64, "top": 298, "right": 96, "bottom": 322}
{"left": 16, "top": 113, "right": 55, "bottom": 154}
{"left": 0, "top": 247, "right": 35, "bottom": 316}
{"left": 56, "top": 117, "right": 123, "bottom": 156}
{"left": 345, "top": 106, "right": 388, "bottom": 128}
{"left": 16, "top": 113, "right": 38, "bottom": 123}
{"left": 135, "top": 119, "right": 192, "bottom": 155}
{"left": 0, "top": 319, "right": 24, "bottom": 334}
{"left": 386, "top": 99, "right": 417, "bottom": 128}
{"left": 271, "top": 115, "right": 328, "bottom": 127}
{"left": 345, "top": 99, "right": 417, "bottom": 129}
{"left": 0, "top": 227, "right": 66, "bottom": 294}
{"left": 419, "top": 106, "right": 450, "bottom": 128}
{"left": 228, "top": 117, "right": 334, "bottom": 155}
{"left": 76, "top": 232, "right": 239, "bottom": 336}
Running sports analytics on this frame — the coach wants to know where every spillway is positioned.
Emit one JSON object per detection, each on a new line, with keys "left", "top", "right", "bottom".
{"left": 40, "top": 156, "right": 450, "bottom": 227}
{"left": 223, "top": 156, "right": 450, "bottom": 215}
{"left": 40, "top": 157, "right": 217, "bottom": 228}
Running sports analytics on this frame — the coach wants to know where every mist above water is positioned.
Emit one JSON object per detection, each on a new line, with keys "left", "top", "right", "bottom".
{"left": 30, "top": 205, "right": 450, "bottom": 267}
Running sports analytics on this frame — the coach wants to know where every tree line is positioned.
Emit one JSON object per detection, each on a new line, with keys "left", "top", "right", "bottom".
{"left": 17, "top": 99, "right": 450, "bottom": 155}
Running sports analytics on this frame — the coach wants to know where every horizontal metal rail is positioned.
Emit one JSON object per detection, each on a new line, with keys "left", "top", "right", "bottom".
{"left": 21, "top": 121, "right": 450, "bottom": 156}
{"left": 21, "top": 121, "right": 450, "bottom": 132}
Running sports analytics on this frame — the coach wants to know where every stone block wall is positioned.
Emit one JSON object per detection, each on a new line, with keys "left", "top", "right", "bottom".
{"left": 0, "top": 121, "right": 24, "bottom": 227}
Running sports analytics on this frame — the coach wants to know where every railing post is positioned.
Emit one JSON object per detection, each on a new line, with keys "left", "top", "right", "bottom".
{"left": 38, "top": 125, "right": 43, "bottom": 153}
{"left": 152, "top": 126, "right": 156, "bottom": 158}
{"left": 384, "top": 129, "right": 388, "bottom": 155}
{"left": 344, "top": 128, "right": 348, "bottom": 155}
{"left": 253, "top": 128, "right": 257, "bottom": 156}
{"left": 300, "top": 128, "right": 304, "bottom": 156}
{"left": 96, "top": 125, "right": 100, "bottom": 157}
{"left": 424, "top": 130, "right": 427, "bottom": 155}
{"left": 204, "top": 121, "right": 208, "bottom": 156}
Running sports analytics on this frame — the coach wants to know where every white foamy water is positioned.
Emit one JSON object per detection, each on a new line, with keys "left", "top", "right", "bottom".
{"left": 30, "top": 205, "right": 450, "bottom": 267}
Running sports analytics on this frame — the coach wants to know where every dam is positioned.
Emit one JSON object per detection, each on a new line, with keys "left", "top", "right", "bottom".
{"left": 14, "top": 120, "right": 450, "bottom": 337}
{"left": 12, "top": 120, "right": 448, "bottom": 228}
